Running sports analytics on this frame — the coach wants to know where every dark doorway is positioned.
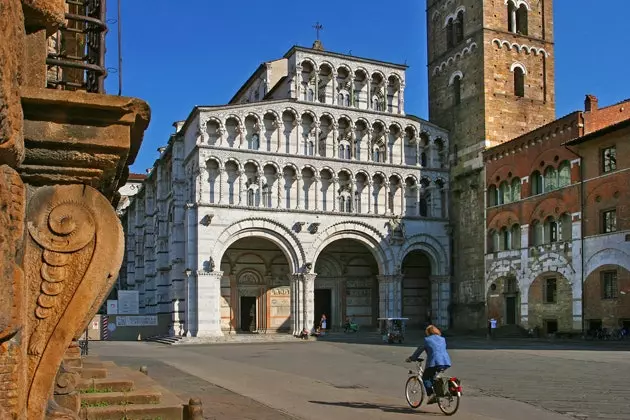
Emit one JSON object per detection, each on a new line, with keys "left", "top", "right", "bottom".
{"left": 505, "top": 296, "right": 517, "bottom": 325}
{"left": 240, "top": 296, "right": 256, "bottom": 332}
{"left": 314, "top": 289, "right": 332, "bottom": 329}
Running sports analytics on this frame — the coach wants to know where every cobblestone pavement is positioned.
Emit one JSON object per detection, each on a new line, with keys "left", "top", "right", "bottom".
{"left": 92, "top": 336, "right": 630, "bottom": 420}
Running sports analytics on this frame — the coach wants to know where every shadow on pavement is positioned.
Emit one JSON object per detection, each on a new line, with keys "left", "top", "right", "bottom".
{"left": 308, "top": 400, "right": 442, "bottom": 416}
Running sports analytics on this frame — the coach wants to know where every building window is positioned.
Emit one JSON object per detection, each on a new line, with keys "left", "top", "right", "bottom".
{"left": 602, "top": 146, "right": 617, "bottom": 173}
{"left": 513, "top": 66, "right": 525, "bottom": 97}
{"left": 558, "top": 161, "right": 571, "bottom": 187}
{"left": 249, "top": 134, "right": 259, "bottom": 150}
{"left": 507, "top": 1, "right": 516, "bottom": 32}
{"left": 532, "top": 220, "right": 543, "bottom": 245}
{"left": 487, "top": 185, "right": 497, "bottom": 207}
{"left": 354, "top": 191, "right": 361, "bottom": 213}
{"left": 530, "top": 171, "right": 543, "bottom": 195}
{"left": 455, "top": 11, "right": 464, "bottom": 44}
{"left": 544, "top": 278, "right": 557, "bottom": 304}
{"left": 511, "top": 178, "right": 522, "bottom": 201}
{"left": 516, "top": 5, "right": 528, "bottom": 35}
{"left": 262, "top": 185, "right": 271, "bottom": 208}
{"left": 501, "top": 227, "right": 511, "bottom": 251}
{"left": 543, "top": 166, "right": 557, "bottom": 192}
{"left": 602, "top": 271, "right": 618, "bottom": 299}
{"left": 308, "top": 141, "right": 314, "bottom": 156}
{"left": 602, "top": 209, "right": 617, "bottom": 233}
{"left": 247, "top": 188, "right": 255, "bottom": 207}
{"left": 453, "top": 75, "right": 461, "bottom": 106}
{"left": 446, "top": 18, "right": 454, "bottom": 49}
{"left": 546, "top": 217, "right": 558, "bottom": 243}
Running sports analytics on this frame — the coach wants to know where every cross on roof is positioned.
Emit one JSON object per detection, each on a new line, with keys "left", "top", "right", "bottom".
{"left": 313, "top": 22, "right": 323, "bottom": 40}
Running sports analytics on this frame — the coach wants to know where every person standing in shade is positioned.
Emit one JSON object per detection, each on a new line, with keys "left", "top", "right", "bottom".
{"left": 320, "top": 314, "right": 327, "bottom": 336}
{"left": 489, "top": 318, "right": 497, "bottom": 339}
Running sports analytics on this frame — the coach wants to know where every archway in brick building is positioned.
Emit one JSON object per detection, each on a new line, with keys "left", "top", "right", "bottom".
{"left": 401, "top": 251, "right": 432, "bottom": 328}
{"left": 584, "top": 264, "right": 630, "bottom": 330}
{"left": 528, "top": 273, "right": 573, "bottom": 334}
{"left": 219, "top": 237, "right": 291, "bottom": 334}
{"left": 314, "top": 239, "right": 380, "bottom": 330}
{"left": 487, "top": 275, "right": 520, "bottom": 327}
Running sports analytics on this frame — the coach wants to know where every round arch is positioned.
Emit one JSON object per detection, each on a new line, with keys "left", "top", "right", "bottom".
{"left": 585, "top": 249, "right": 630, "bottom": 278}
{"left": 310, "top": 222, "right": 393, "bottom": 275}
{"left": 212, "top": 218, "right": 305, "bottom": 273}
{"left": 398, "top": 234, "right": 448, "bottom": 276}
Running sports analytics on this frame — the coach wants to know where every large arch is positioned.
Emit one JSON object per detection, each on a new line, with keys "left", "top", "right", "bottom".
{"left": 585, "top": 248, "right": 630, "bottom": 278}
{"left": 309, "top": 221, "right": 393, "bottom": 275}
{"left": 218, "top": 237, "right": 292, "bottom": 334}
{"left": 314, "top": 238, "right": 380, "bottom": 329}
{"left": 401, "top": 250, "right": 432, "bottom": 327}
{"left": 528, "top": 272, "right": 573, "bottom": 334}
{"left": 398, "top": 234, "right": 448, "bottom": 276}
{"left": 212, "top": 218, "right": 305, "bottom": 273}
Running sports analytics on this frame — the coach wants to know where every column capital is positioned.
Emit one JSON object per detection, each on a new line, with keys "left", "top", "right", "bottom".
{"left": 197, "top": 270, "right": 224, "bottom": 279}
{"left": 378, "top": 274, "right": 403, "bottom": 284}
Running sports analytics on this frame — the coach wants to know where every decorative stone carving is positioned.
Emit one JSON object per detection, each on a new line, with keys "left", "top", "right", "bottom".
{"left": 24, "top": 184, "right": 125, "bottom": 419}
{"left": 238, "top": 271, "right": 261, "bottom": 285}
{"left": 387, "top": 215, "right": 406, "bottom": 245}
{"left": 308, "top": 223, "right": 320, "bottom": 234}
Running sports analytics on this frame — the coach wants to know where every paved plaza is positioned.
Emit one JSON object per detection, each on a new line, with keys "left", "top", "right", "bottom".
{"left": 91, "top": 334, "right": 630, "bottom": 419}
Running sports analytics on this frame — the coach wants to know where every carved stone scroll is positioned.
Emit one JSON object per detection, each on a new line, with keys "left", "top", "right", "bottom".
{"left": 23, "top": 184, "right": 124, "bottom": 420}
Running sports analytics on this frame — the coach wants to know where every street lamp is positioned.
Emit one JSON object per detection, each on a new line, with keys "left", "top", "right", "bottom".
{"left": 184, "top": 268, "right": 192, "bottom": 278}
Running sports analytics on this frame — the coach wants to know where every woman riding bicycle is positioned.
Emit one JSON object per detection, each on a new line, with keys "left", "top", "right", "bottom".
{"left": 405, "top": 325, "right": 452, "bottom": 405}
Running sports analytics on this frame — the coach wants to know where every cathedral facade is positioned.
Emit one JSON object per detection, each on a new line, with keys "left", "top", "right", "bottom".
{"left": 120, "top": 44, "right": 452, "bottom": 337}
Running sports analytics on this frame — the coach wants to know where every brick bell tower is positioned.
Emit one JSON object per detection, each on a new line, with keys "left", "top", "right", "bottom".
{"left": 426, "top": 0, "right": 556, "bottom": 328}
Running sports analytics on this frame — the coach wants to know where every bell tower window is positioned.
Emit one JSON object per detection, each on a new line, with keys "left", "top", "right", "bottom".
{"left": 516, "top": 5, "right": 528, "bottom": 35}
{"left": 446, "top": 18, "right": 454, "bottom": 49}
{"left": 455, "top": 11, "right": 464, "bottom": 44}
{"left": 511, "top": 63, "right": 526, "bottom": 98}
{"left": 449, "top": 71, "right": 463, "bottom": 106}
{"left": 508, "top": 1, "right": 529, "bottom": 35}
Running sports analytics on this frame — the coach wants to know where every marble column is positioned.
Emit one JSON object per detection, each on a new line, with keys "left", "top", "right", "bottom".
{"left": 332, "top": 124, "right": 338, "bottom": 158}
{"left": 195, "top": 270, "right": 224, "bottom": 337}
{"left": 257, "top": 171, "right": 264, "bottom": 208}
{"left": 314, "top": 71, "right": 319, "bottom": 102}
{"left": 314, "top": 176, "right": 320, "bottom": 210}
{"left": 237, "top": 169, "right": 245, "bottom": 205}
{"left": 398, "top": 83, "right": 405, "bottom": 114}
{"left": 295, "top": 175, "right": 302, "bottom": 210}
{"left": 289, "top": 274, "right": 303, "bottom": 335}
{"left": 378, "top": 275, "right": 403, "bottom": 319}
{"left": 332, "top": 177, "right": 338, "bottom": 212}
{"left": 218, "top": 169, "right": 226, "bottom": 204}
{"left": 430, "top": 275, "right": 451, "bottom": 330}
{"left": 302, "top": 273, "right": 316, "bottom": 331}
{"left": 367, "top": 181, "right": 373, "bottom": 214}
{"left": 314, "top": 123, "right": 320, "bottom": 156}
{"left": 276, "top": 174, "right": 284, "bottom": 209}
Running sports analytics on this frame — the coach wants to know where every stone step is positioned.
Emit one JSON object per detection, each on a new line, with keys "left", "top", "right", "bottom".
{"left": 77, "top": 378, "right": 134, "bottom": 393}
{"left": 79, "top": 402, "right": 182, "bottom": 420}
{"left": 70, "top": 367, "right": 108, "bottom": 380}
{"left": 80, "top": 389, "right": 162, "bottom": 406}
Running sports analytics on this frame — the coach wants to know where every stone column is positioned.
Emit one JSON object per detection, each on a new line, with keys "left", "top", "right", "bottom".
{"left": 302, "top": 273, "right": 316, "bottom": 331}
{"left": 332, "top": 123, "right": 338, "bottom": 159}
{"left": 289, "top": 274, "right": 303, "bottom": 335}
{"left": 367, "top": 79, "right": 372, "bottom": 110}
{"left": 331, "top": 71, "right": 337, "bottom": 105}
{"left": 295, "top": 175, "right": 302, "bottom": 210}
{"left": 399, "top": 133, "right": 404, "bottom": 165}
{"left": 332, "top": 177, "right": 339, "bottom": 212}
{"left": 510, "top": 9, "right": 517, "bottom": 33}
{"left": 294, "top": 65, "right": 302, "bottom": 99}
{"left": 400, "top": 182, "right": 405, "bottom": 215}
{"left": 367, "top": 180, "right": 373, "bottom": 214}
{"left": 218, "top": 169, "right": 226, "bottom": 204}
{"left": 197, "top": 167, "right": 208, "bottom": 204}
{"left": 416, "top": 184, "right": 422, "bottom": 216}
{"left": 314, "top": 70, "right": 319, "bottom": 102}
{"left": 276, "top": 174, "right": 284, "bottom": 209}
{"left": 184, "top": 203, "right": 197, "bottom": 337}
{"left": 195, "top": 270, "right": 224, "bottom": 337}
{"left": 257, "top": 171, "right": 264, "bottom": 208}
{"left": 294, "top": 119, "right": 301, "bottom": 155}
{"left": 428, "top": 144, "right": 436, "bottom": 168}
{"left": 430, "top": 276, "right": 451, "bottom": 330}
{"left": 366, "top": 129, "right": 373, "bottom": 162}
{"left": 216, "top": 128, "right": 224, "bottom": 147}
{"left": 237, "top": 169, "right": 245, "bottom": 205}
{"left": 398, "top": 83, "right": 405, "bottom": 114}
{"left": 378, "top": 275, "right": 403, "bottom": 319}
{"left": 313, "top": 123, "right": 319, "bottom": 156}
{"left": 384, "top": 181, "right": 391, "bottom": 215}
{"left": 314, "top": 176, "right": 320, "bottom": 210}
{"left": 384, "top": 129, "right": 390, "bottom": 163}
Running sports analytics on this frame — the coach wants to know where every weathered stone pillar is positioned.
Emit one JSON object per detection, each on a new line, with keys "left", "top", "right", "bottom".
{"left": 195, "top": 271, "right": 224, "bottom": 337}
{"left": 289, "top": 274, "right": 303, "bottom": 335}
{"left": 302, "top": 273, "right": 316, "bottom": 331}
{"left": 378, "top": 275, "right": 403, "bottom": 319}
{"left": 430, "top": 276, "right": 451, "bottom": 330}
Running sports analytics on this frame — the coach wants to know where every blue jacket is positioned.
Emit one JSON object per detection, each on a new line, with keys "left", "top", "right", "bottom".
{"left": 410, "top": 335, "right": 452, "bottom": 368}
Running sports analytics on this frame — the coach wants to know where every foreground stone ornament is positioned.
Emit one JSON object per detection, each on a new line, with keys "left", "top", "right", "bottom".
{"left": 24, "top": 185, "right": 124, "bottom": 419}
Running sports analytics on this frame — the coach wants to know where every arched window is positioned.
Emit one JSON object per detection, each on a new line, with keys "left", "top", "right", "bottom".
{"left": 487, "top": 185, "right": 498, "bottom": 207}
{"left": 345, "top": 145, "right": 351, "bottom": 159}
{"left": 516, "top": 4, "right": 528, "bottom": 35}
{"left": 558, "top": 161, "right": 571, "bottom": 187}
{"left": 560, "top": 213, "right": 572, "bottom": 241}
{"left": 338, "top": 92, "right": 344, "bottom": 104}
{"left": 307, "top": 88, "right": 315, "bottom": 102}
{"left": 545, "top": 216, "right": 558, "bottom": 243}
{"left": 453, "top": 75, "right": 462, "bottom": 106}
{"left": 446, "top": 18, "right": 454, "bottom": 49}
{"left": 339, "top": 196, "right": 345, "bottom": 212}
{"left": 455, "top": 11, "right": 464, "bottom": 44}
{"left": 511, "top": 224, "right": 521, "bottom": 249}
{"left": 501, "top": 227, "right": 511, "bottom": 251}
{"left": 374, "top": 144, "right": 386, "bottom": 162}
{"left": 420, "top": 151, "right": 427, "bottom": 167}
{"left": 338, "top": 143, "right": 345, "bottom": 158}
{"left": 530, "top": 171, "right": 543, "bottom": 195}
{"left": 419, "top": 192, "right": 429, "bottom": 217}
{"left": 498, "top": 181, "right": 509, "bottom": 205}
{"left": 490, "top": 230, "right": 500, "bottom": 253}
{"left": 247, "top": 188, "right": 255, "bottom": 207}
{"left": 513, "top": 66, "right": 525, "bottom": 97}
{"left": 354, "top": 191, "right": 361, "bottom": 213}
{"left": 345, "top": 94, "right": 350, "bottom": 107}
{"left": 511, "top": 178, "right": 522, "bottom": 201}
{"left": 308, "top": 141, "right": 314, "bottom": 156}
{"left": 531, "top": 220, "right": 543, "bottom": 246}
{"left": 544, "top": 166, "right": 557, "bottom": 192}
{"left": 507, "top": 1, "right": 516, "bottom": 32}
{"left": 262, "top": 185, "right": 271, "bottom": 208}
{"left": 250, "top": 133, "right": 259, "bottom": 150}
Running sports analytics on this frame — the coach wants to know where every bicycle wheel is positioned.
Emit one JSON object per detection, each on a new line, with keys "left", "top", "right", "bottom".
{"left": 437, "top": 391, "right": 460, "bottom": 416}
{"left": 405, "top": 376, "right": 425, "bottom": 408}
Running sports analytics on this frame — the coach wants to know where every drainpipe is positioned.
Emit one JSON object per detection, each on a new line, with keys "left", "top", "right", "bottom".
{"left": 482, "top": 165, "right": 489, "bottom": 327}
{"left": 563, "top": 117, "right": 585, "bottom": 338}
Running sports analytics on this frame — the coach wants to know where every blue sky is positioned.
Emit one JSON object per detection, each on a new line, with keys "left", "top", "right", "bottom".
{"left": 104, "top": 0, "right": 630, "bottom": 173}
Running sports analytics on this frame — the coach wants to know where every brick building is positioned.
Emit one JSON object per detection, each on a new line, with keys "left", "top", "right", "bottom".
{"left": 427, "top": 0, "right": 557, "bottom": 327}
{"left": 484, "top": 96, "right": 630, "bottom": 334}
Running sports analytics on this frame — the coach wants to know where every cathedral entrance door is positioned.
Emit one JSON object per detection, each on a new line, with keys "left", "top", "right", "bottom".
{"left": 505, "top": 296, "right": 517, "bottom": 325}
{"left": 240, "top": 296, "right": 256, "bottom": 332}
{"left": 314, "top": 289, "right": 332, "bottom": 329}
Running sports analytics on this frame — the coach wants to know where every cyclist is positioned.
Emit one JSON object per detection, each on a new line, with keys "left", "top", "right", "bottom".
{"left": 405, "top": 325, "right": 452, "bottom": 405}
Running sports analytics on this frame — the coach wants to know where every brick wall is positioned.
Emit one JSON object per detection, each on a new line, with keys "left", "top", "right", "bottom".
{"left": 528, "top": 274, "right": 573, "bottom": 332}
{"left": 584, "top": 265, "right": 630, "bottom": 329}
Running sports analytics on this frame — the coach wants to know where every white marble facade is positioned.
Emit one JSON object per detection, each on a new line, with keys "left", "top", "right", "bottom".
{"left": 121, "top": 46, "right": 452, "bottom": 337}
